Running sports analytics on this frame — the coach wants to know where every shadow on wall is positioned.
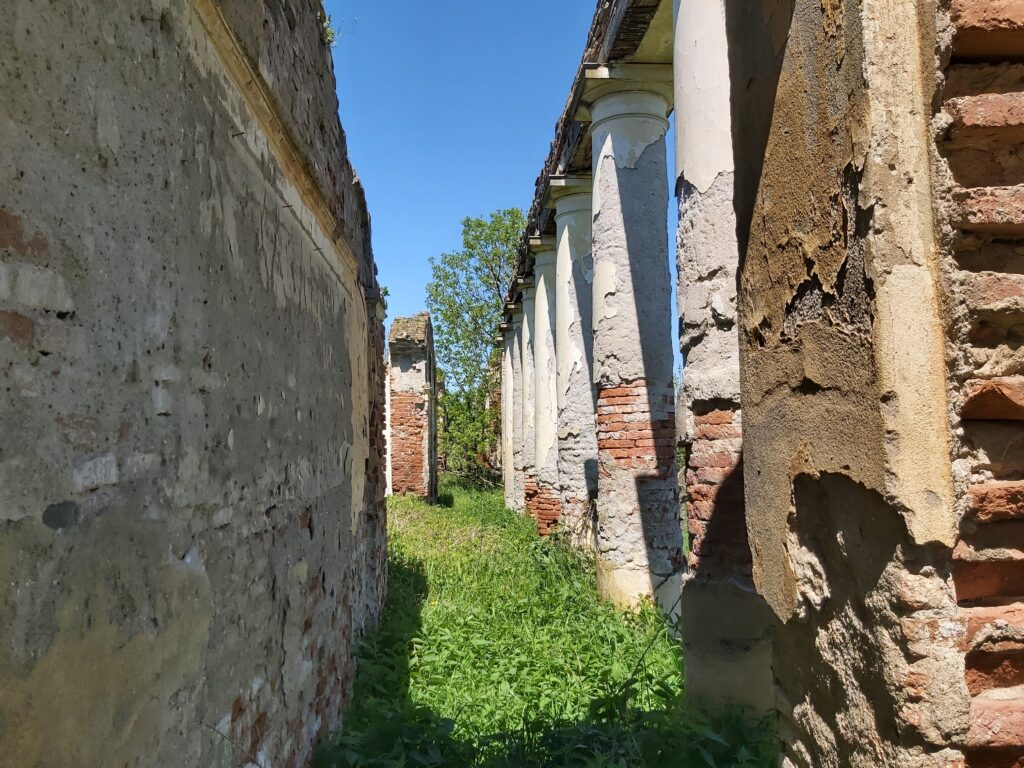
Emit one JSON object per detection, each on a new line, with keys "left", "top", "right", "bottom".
{"left": 774, "top": 473, "right": 914, "bottom": 759}
{"left": 615, "top": 151, "right": 686, "bottom": 614}
{"left": 724, "top": 0, "right": 796, "bottom": 265}
{"left": 689, "top": 447, "right": 750, "bottom": 574}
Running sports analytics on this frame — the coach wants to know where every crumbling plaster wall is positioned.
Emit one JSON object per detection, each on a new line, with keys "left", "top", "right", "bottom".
{"left": 0, "top": 1, "right": 386, "bottom": 766}
{"left": 736, "top": 0, "right": 963, "bottom": 764}
{"left": 674, "top": 0, "right": 777, "bottom": 716}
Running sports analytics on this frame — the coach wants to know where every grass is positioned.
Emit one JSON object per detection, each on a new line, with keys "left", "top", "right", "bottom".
{"left": 315, "top": 483, "right": 776, "bottom": 767}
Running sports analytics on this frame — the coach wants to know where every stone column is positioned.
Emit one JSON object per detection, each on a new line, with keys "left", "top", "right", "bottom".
{"left": 529, "top": 239, "right": 561, "bottom": 534}
{"left": 510, "top": 309, "right": 526, "bottom": 513}
{"left": 547, "top": 178, "right": 598, "bottom": 549}
{"left": 589, "top": 81, "right": 683, "bottom": 610}
{"left": 521, "top": 283, "right": 537, "bottom": 504}
{"left": 501, "top": 326, "right": 516, "bottom": 510}
{"left": 673, "top": 0, "right": 775, "bottom": 715}
{"left": 388, "top": 313, "right": 438, "bottom": 502}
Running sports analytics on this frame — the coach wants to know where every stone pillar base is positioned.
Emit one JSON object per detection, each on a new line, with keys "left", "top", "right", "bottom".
{"left": 597, "top": 559, "right": 684, "bottom": 616}
{"left": 681, "top": 577, "right": 776, "bottom": 716}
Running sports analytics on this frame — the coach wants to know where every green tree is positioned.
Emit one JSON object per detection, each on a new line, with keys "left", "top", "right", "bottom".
{"left": 427, "top": 209, "right": 525, "bottom": 482}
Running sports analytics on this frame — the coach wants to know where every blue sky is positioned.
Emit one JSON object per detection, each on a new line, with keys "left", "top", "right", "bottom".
{"left": 325, "top": 0, "right": 678, "bottom": 367}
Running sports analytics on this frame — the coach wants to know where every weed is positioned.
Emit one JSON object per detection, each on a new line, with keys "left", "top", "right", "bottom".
{"left": 318, "top": 2, "right": 337, "bottom": 46}
{"left": 316, "top": 484, "right": 775, "bottom": 767}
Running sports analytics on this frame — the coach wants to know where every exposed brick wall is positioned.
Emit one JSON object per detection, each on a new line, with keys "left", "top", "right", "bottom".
{"left": 596, "top": 382, "right": 676, "bottom": 477}
{"left": 684, "top": 408, "right": 749, "bottom": 575}
{"left": 389, "top": 391, "right": 429, "bottom": 497}
{"left": 525, "top": 476, "right": 561, "bottom": 536}
{"left": 938, "top": 3, "right": 1024, "bottom": 764}
{"left": 594, "top": 379, "right": 683, "bottom": 602}
{"left": 388, "top": 314, "right": 436, "bottom": 501}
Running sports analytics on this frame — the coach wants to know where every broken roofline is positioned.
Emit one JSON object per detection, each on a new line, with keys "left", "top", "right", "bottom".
{"left": 500, "top": 0, "right": 672, "bottom": 325}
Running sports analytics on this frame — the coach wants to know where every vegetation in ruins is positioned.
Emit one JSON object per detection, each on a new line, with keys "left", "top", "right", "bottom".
{"left": 318, "top": 1, "right": 338, "bottom": 46}
{"left": 427, "top": 210, "right": 525, "bottom": 485}
{"left": 315, "top": 486, "right": 775, "bottom": 767}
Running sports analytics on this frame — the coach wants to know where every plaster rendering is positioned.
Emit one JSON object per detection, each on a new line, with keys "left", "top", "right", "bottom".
{"left": 734, "top": 0, "right": 963, "bottom": 764}
{"left": 673, "top": 0, "right": 775, "bottom": 716}
{"left": 522, "top": 284, "right": 537, "bottom": 494}
{"left": 0, "top": 1, "right": 387, "bottom": 764}
{"left": 502, "top": 329, "right": 516, "bottom": 511}
{"left": 550, "top": 180, "right": 598, "bottom": 548}
{"left": 589, "top": 85, "right": 683, "bottom": 610}
{"left": 511, "top": 311, "right": 526, "bottom": 513}
{"left": 529, "top": 241, "right": 561, "bottom": 534}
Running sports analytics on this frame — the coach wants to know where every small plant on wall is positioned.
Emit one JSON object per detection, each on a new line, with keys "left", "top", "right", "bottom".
{"left": 318, "top": 1, "right": 338, "bottom": 46}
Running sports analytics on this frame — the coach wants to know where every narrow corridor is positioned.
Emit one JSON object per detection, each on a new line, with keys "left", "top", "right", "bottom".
{"left": 315, "top": 486, "right": 774, "bottom": 767}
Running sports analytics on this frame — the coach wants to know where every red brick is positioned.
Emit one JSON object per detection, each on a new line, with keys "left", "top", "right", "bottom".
{"left": 689, "top": 451, "right": 740, "bottom": 469}
{"left": 901, "top": 666, "right": 932, "bottom": 701}
{"left": 693, "top": 410, "right": 735, "bottom": 426}
{"left": 964, "top": 749, "right": 1024, "bottom": 767}
{"left": 0, "top": 310, "right": 35, "bottom": 350}
{"left": 962, "top": 602, "right": 1024, "bottom": 646}
{"left": 390, "top": 391, "right": 430, "bottom": 497}
{"left": 634, "top": 438, "right": 676, "bottom": 448}
{"left": 599, "top": 394, "right": 650, "bottom": 406}
{"left": 948, "top": 92, "right": 1024, "bottom": 143}
{"left": 963, "top": 272, "right": 1024, "bottom": 313}
{"left": 967, "top": 646, "right": 1024, "bottom": 695}
{"left": 956, "top": 187, "right": 1024, "bottom": 236}
{"left": 955, "top": 561, "right": 1024, "bottom": 601}
{"left": 963, "top": 377, "right": 1024, "bottom": 420}
{"left": 695, "top": 466, "right": 737, "bottom": 484}
{"left": 599, "top": 385, "right": 647, "bottom": 399}
{"left": 968, "top": 689, "right": 1024, "bottom": 748}
{"left": 694, "top": 424, "right": 742, "bottom": 440}
{"left": 0, "top": 209, "right": 49, "bottom": 259}
{"left": 599, "top": 439, "right": 635, "bottom": 449}
{"left": 597, "top": 403, "right": 648, "bottom": 415}
{"left": 951, "top": 0, "right": 1024, "bottom": 60}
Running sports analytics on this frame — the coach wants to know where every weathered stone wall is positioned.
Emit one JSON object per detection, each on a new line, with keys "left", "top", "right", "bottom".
{"left": 0, "top": 1, "right": 386, "bottom": 765}
{"left": 388, "top": 314, "right": 438, "bottom": 501}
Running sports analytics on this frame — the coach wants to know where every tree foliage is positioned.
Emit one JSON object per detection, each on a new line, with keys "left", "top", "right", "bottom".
{"left": 426, "top": 209, "right": 524, "bottom": 481}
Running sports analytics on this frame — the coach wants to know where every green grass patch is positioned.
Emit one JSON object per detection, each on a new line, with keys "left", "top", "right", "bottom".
{"left": 316, "top": 483, "right": 775, "bottom": 767}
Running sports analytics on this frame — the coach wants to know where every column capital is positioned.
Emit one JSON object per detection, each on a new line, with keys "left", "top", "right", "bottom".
{"left": 590, "top": 90, "right": 670, "bottom": 134}
{"left": 543, "top": 175, "right": 593, "bottom": 209}
{"left": 528, "top": 236, "right": 557, "bottom": 269}
{"left": 554, "top": 193, "right": 593, "bottom": 221}
{"left": 528, "top": 234, "right": 557, "bottom": 253}
{"left": 581, "top": 63, "right": 674, "bottom": 112}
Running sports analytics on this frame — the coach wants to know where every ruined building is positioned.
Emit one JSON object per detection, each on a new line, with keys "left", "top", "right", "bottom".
{"left": 501, "top": 0, "right": 1024, "bottom": 764}
{"left": 0, "top": 2, "right": 387, "bottom": 765}
{"left": 386, "top": 313, "right": 438, "bottom": 502}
